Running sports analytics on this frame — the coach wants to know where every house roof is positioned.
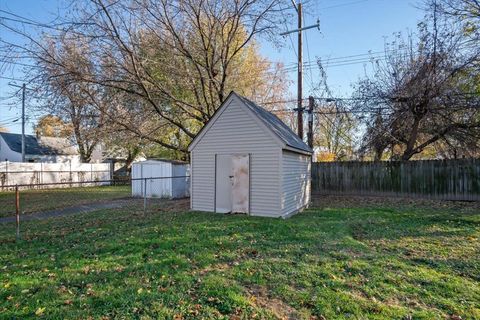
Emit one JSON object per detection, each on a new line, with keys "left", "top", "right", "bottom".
{"left": 234, "top": 93, "right": 313, "bottom": 153}
{"left": 0, "top": 132, "right": 78, "bottom": 156}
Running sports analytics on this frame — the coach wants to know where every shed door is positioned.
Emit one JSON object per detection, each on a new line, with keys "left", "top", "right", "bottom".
{"left": 215, "top": 154, "right": 249, "bottom": 214}
{"left": 231, "top": 155, "right": 249, "bottom": 213}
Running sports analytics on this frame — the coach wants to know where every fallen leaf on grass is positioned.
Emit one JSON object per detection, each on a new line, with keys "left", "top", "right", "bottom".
{"left": 35, "top": 307, "right": 46, "bottom": 316}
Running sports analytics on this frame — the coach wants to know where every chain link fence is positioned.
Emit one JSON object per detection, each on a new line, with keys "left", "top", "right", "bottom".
{"left": 0, "top": 176, "right": 190, "bottom": 241}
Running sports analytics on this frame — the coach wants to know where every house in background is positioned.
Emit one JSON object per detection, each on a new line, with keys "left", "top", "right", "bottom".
{"left": 188, "top": 91, "right": 313, "bottom": 218}
{"left": 0, "top": 132, "right": 80, "bottom": 163}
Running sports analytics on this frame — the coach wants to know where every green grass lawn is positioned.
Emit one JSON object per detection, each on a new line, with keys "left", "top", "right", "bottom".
{"left": 0, "top": 200, "right": 479, "bottom": 319}
{"left": 0, "top": 185, "right": 131, "bottom": 218}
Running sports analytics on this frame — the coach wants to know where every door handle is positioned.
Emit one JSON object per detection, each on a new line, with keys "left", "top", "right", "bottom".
{"left": 229, "top": 175, "right": 234, "bottom": 178}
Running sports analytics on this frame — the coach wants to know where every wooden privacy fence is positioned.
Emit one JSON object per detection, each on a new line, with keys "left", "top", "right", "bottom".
{"left": 311, "top": 159, "right": 480, "bottom": 201}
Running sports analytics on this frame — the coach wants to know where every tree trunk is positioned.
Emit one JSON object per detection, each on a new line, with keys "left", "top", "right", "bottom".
{"left": 401, "top": 116, "right": 422, "bottom": 160}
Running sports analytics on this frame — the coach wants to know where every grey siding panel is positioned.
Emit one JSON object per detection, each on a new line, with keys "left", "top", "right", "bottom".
{"left": 191, "top": 152, "right": 215, "bottom": 212}
{"left": 191, "top": 98, "right": 281, "bottom": 217}
{"left": 281, "top": 150, "right": 311, "bottom": 216}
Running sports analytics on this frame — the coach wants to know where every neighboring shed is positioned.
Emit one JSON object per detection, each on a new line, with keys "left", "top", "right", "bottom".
{"left": 131, "top": 160, "right": 189, "bottom": 199}
{"left": 188, "top": 91, "right": 313, "bottom": 218}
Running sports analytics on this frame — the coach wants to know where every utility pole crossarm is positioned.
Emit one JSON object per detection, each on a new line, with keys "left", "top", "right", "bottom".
{"left": 279, "top": 21, "right": 320, "bottom": 36}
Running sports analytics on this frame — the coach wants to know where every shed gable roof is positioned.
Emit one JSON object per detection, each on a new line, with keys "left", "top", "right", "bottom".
{"left": 188, "top": 92, "right": 313, "bottom": 154}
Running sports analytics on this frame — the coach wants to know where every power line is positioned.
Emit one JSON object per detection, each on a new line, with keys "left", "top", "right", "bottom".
{"left": 282, "top": 48, "right": 410, "bottom": 72}
{"left": 284, "top": 54, "right": 391, "bottom": 72}
{"left": 0, "top": 60, "right": 41, "bottom": 68}
{"left": 0, "top": 75, "right": 28, "bottom": 82}
{"left": 0, "top": 9, "right": 91, "bottom": 38}
{"left": 302, "top": 8, "right": 318, "bottom": 96}
{"left": 320, "top": 0, "right": 370, "bottom": 10}
{"left": 0, "top": 15, "right": 64, "bottom": 32}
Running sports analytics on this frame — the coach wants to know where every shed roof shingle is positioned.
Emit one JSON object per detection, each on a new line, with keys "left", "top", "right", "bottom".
{"left": 234, "top": 93, "right": 313, "bottom": 153}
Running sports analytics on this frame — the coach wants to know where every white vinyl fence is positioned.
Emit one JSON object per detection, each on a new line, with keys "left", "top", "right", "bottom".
{"left": 0, "top": 161, "right": 112, "bottom": 189}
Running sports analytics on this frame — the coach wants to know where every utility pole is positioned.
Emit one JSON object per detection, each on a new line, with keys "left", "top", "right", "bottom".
{"left": 9, "top": 83, "right": 28, "bottom": 162}
{"left": 280, "top": 1, "right": 319, "bottom": 140}
{"left": 297, "top": 2, "right": 303, "bottom": 140}
{"left": 21, "top": 83, "right": 25, "bottom": 162}
{"left": 307, "top": 95, "right": 314, "bottom": 149}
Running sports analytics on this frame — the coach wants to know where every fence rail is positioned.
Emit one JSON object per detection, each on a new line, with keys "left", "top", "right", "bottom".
{"left": 312, "top": 159, "right": 480, "bottom": 201}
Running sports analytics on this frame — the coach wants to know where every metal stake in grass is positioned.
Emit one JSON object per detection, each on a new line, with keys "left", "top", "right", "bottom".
{"left": 15, "top": 185, "right": 20, "bottom": 240}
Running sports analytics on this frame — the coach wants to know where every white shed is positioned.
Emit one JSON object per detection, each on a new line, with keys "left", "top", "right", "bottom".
{"left": 188, "top": 92, "right": 313, "bottom": 218}
{"left": 131, "top": 160, "right": 189, "bottom": 199}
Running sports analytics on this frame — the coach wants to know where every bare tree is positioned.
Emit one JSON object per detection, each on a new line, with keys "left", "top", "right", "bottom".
{"left": 352, "top": 16, "right": 480, "bottom": 160}
{"left": 312, "top": 62, "right": 357, "bottom": 161}
{"left": 32, "top": 35, "right": 105, "bottom": 163}
{"left": 434, "top": 0, "right": 480, "bottom": 25}
{"left": 0, "top": 0, "right": 290, "bottom": 158}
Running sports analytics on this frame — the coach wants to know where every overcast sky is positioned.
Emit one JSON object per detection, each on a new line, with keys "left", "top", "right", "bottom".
{"left": 0, "top": 0, "right": 424, "bottom": 134}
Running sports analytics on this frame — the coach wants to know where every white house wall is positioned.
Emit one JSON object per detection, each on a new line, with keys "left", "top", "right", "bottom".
{"left": 0, "top": 137, "right": 21, "bottom": 162}
{"left": 281, "top": 150, "right": 311, "bottom": 216}
{"left": 191, "top": 97, "right": 282, "bottom": 217}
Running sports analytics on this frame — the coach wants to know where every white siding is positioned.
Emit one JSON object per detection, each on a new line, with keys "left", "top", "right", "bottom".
{"left": 132, "top": 161, "right": 172, "bottom": 198}
{"left": 172, "top": 164, "right": 190, "bottom": 198}
{"left": 191, "top": 97, "right": 282, "bottom": 217}
{"left": 131, "top": 161, "right": 189, "bottom": 199}
{"left": 281, "top": 150, "right": 311, "bottom": 216}
{"left": 0, "top": 136, "right": 21, "bottom": 162}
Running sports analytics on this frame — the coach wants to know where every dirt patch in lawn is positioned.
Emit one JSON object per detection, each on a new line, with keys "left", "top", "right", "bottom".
{"left": 247, "top": 285, "right": 301, "bottom": 320}
{"left": 152, "top": 198, "right": 190, "bottom": 213}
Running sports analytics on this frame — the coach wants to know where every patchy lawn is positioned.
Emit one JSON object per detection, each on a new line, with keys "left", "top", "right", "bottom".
{"left": 0, "top": 185, "right": 131, "bottom": 218}
{"left": 0, "top": 199, "right": 479, "bottom": 319}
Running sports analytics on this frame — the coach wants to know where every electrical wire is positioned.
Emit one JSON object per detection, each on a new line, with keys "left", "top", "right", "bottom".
{"left": 302, "top": 8, "right": 318, "bottom": 97}
{"left": 0, "top": 75, "right": 27, "bottom": 82}
{"left": 320, "top": 0, "right": 370, "bottom": 10}
{"left": 0, "top": 10, "right": 89, "bottom": 37}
